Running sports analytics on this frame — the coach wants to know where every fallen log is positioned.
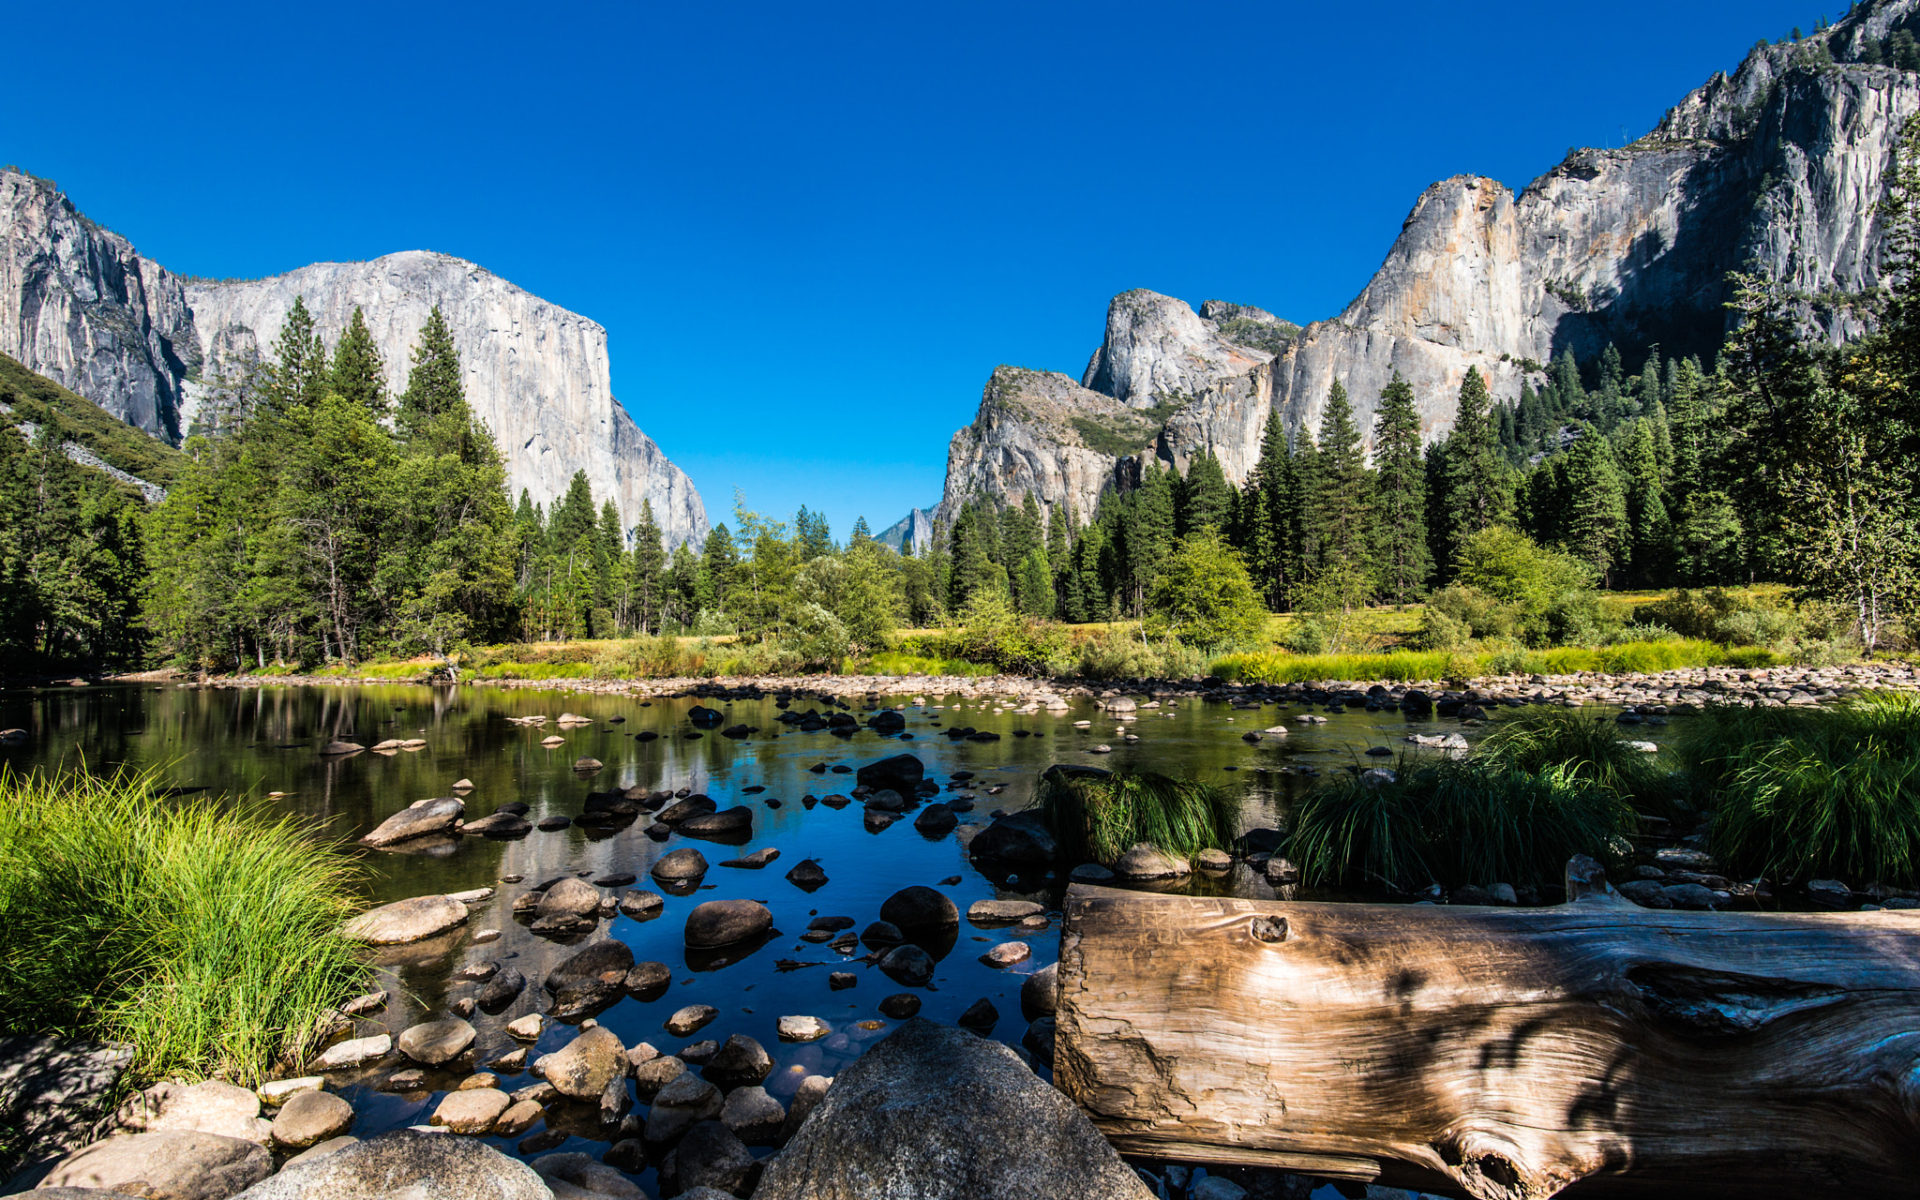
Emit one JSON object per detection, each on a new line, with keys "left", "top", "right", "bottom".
{"left": 1055, "top": 860, "right": 1920, "bottom": 1199}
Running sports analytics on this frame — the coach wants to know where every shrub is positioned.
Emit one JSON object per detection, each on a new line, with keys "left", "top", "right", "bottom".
{"left": 1477, "top": 707, "right": 1662, "bottom": 798}
{"left": 1286, "top": 759, "right": 1634, "bottom": 891}
{"left": 1282, "top": 619, "right": 1329, "bottom": 655}
{"left": 1076, "top": 627, "right": 1206, "bottom": 680}
{"left": 784, "top": 603, "right": 852, "bottom": 670}
{"left": 0, "top": 768, "right": 368, "bottom": 1085}
{"left": 941, "top": 591, "right": 1071, "bottom": 676}
{"left": 1144, "top": 530, "right": 1267, "bottom": 652}
{"left": 1704, "top": 692, "right": 1920, "bottom": 886}
{"left": 1036, "top": 767, "right": 1240, "bottom": 863}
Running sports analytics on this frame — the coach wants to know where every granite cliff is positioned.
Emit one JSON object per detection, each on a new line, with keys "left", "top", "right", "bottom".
{"left": 0, "top": 170, "right": 708, "bottom": 547}
{"left": 930, "top": 0, "right": 1920, "bottom": 533}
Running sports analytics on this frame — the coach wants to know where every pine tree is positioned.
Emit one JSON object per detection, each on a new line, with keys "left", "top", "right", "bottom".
{"left": 1437, "top": 366, "right": 1507, "bottom": 579}
{"left": 1619, "top": 418, "right": 1671, "bottom": 586}
{"left": 849, "top": 515, "right": 873, "bottom": 545}
{"left": 265, "top": 296, "right": 328, "bottom": 414}
{"left": 1558, "top": 423, "right": 1629, "bottom": 584}
{"left": 397, "top": 307, "right": 465, "bottom": 445}
{"left": 631, "top": 499, "right": 666, "bottom": 633}
{"left": 795, "top": 506, "right": 833, "bottom": 559}
{"left": 1176, "top": 450, "right": 1233, "bottom": 536}
{"left": 1239, "top": 410, "right": 1294, "bottom": 609}
{"left": 330, "top": 307, "right": 387, "bottom": 417}
{"left": 1304, "top": 381, "right": 1372, "bottom": 580}
{"left": 1369, "top": 372, "right": 1431, "bottom": 603}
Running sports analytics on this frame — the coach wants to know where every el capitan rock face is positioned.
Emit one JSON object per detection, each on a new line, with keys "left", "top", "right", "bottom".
{"left": 927, "top": 0, "right": 1920, "bottom": 530}
{"left": 0, "top": 172, "right": 707, "bottom": 547}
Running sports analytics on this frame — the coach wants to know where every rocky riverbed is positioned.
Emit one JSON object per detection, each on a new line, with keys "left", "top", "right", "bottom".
{"left": 2, "top": 671, "right": 1914, "bottom": 1200}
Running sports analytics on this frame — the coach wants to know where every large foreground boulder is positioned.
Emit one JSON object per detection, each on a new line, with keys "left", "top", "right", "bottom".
{"left": 231, "top": 1130, "right": 551, "bottom": 1199}
{"left": 41, "top": 1131, "right": 272, "bottom": 1200}
{"left": 755, "top": 1019, "right": 1153, "bottom": 1200}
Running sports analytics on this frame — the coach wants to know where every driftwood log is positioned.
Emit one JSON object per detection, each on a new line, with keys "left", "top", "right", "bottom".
{"left": 1055, "top": 862, "right": 1920, "bottom": 1199}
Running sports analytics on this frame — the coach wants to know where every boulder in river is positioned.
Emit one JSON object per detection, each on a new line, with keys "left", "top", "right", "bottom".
{"left": 360, "top": 797, "right": 463, "bottom": 847}
{"left": 396, "top": 1018, "right": 475, "bottom": 1067}
{"left": 684, "top": 899, "right": 773, "bottom": 949}
{"left": 340, "top": 895, "right": 468, "bottom": 945}
{"left": 534, "top": 1026, "right": 626, "bottom": 1100}
{"left": 877, "top": 944, "right": 934, "bottom": 987}
{"left": 678, "top": 806, "right": 754, "bottom": 839}
{"left": 754, "top": 1019, "right": 1153, "bottom": 1200}
{"left": 879, "top": 885, "right": 958, "bottom": 932}
{"left": 968, "top": 811, "right": 1058, "bottom": 869}
{"left": 651, "top": 847, "right": 709, "bottom": 883}
{"left": 785, "top": 859, "right": 828, "bottom": 891}
{"left": 855, "top": 753, "right": 924, "bottom": 796}
{"left": 268, "top": 1091, "right": 354, "bottom": 1150}
{"left": 544, "top": 940, "right": 635, "bottom": 1019}
{"left": 688, "top": 705, "right": 725, "bottom": 728}
{"left": 1113, "top": 843, "right": 1190, "bottom": 879}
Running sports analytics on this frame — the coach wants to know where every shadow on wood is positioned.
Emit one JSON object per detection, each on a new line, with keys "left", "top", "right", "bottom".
{"left": 1055, "top": 858, "right": 1920, "bottom": 1200}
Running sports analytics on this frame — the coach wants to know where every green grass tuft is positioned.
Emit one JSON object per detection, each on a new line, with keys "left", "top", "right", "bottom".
{"left": 0, "top": 767, "right": 369, "bottom": 1085}
{"left": 1286, "top": 760, "right": 1634, "bottom": 891}
{"left": 1704, "top": 692, "right": 1920, "bottom": 887}
{"left": 1037, "top": 766, "right": 1240, "bottom": 863}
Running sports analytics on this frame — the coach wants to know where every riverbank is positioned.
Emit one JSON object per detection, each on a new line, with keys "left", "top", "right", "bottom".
{"left": 184, "top": 657, "right": 1920, "bottom": 712}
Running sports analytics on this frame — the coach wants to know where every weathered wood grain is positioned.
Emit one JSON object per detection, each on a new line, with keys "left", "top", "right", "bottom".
{"left": 1055, "top": 866, "right": 1920, "bottom": 1199}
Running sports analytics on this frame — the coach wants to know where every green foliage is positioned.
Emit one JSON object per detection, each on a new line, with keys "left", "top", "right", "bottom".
{"left": 1476, "top": 708, "right": 1663, "bottom": 802}
{"left": 1036, "top": 767, "right": 1240, "bottom": 863}
{"left": 1145, "top": 528, "right": 1266, "bottom": 651}
{"left": 1370, "top": 371, "right": 1430, "bottom": 603}
{"left": 1705, "top": 693, "right": 1920, "bottom": 886}
{"left": 0, "top": 767, "right": 368, "bottom": 1086}
{"left": 1073, "top": 626, "right": 1207, "bottom": 680}
{"left": 1286, "top": 760, "right": 1633, "bottom": 891}
{"left": 0, "top": 353, "right": 187, "bottom": 488}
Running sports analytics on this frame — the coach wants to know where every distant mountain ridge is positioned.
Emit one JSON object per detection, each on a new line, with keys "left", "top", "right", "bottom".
{"left": 0, "top": 171, "right": 709, "bottom": 547}
{"left": 916, "top": 0, "right": 1920, "bottom": 535}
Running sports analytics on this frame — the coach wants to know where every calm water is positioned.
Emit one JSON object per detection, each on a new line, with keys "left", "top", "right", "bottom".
{"left": 0, "top": 680, "right": 1499, "bottom": 1191}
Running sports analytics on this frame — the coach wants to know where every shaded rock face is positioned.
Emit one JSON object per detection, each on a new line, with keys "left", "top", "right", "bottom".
{"left": 933, "top": 2, "right": 1920, "bottom": 522}
{"left": 755, "top": 1018, "right": 1154, "bottom": 1200}
{"left": 0, "top": 171, "right": 707, "bottom": 547}
{"left": 0, "top": 1034, "right": 134, "bottom": 1175}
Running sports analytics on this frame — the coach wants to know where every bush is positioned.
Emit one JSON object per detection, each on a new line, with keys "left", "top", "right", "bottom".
{"left": 1075, "top": 627, "right": 1206, "bottom": 680}
{"left": 1282, "top": 619, "right": 1329, "bottom": 655}
{"left": 1286, "top": 759, "right": 1634, "bottom": 891}
{"left": 939, "top": 591, "right": 1071, "bottom": 676}
{"left": 0, "top": 768, "right": 367, "bottom": 1085}
{"left": 1144, "top": 530, "right": 1267, "bottom": 652}
{"left": 1701, "top": 693, "right": 1920, "bottom": 886}
{"left": 1036, "top": 767, "right": 1240, "bottom": 863}
{"left": 1477, "top": 707, "right": 1663, "bottom": 799}
{"left": 784, "top": 603, "right": 852, "bottom": 670}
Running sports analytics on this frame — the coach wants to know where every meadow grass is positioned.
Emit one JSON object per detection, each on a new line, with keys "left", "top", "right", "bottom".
{"left": 0, "top": 767, "right": 368, "bottom": 1085}
{"left": 858, "top": 651, "right": 997, "bottom": 678}
{"left": 1699, "top": 692, "right": 1920, "bottom": 886}
{"left": 1214, "top": 638, "right": 1778, "bottom": 684}
{"left": 1286, "top": 760, "right": 1634, "bottom": 891}
{"left": 1036, "top": 766, "right": 1240, "bottom": 863}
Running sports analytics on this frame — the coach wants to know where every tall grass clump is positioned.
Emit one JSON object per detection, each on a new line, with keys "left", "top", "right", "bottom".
{"left": 1478, "top": 708, "right": 1664, "bottom": 798}
{"left": 1705, "top": 692, "right": 1920, "bottom": 887}
{"left": 1036, "top": 766, "right": 1240, "bottom": 863}
{"left": 1286, "top": 760, "right": 1634, "bottom": 891}
{"left": 0, "top": 767, "right": 368, "bottom": 1085}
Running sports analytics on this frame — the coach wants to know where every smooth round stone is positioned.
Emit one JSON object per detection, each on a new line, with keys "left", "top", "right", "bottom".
{"left": 1196, "top": 848, "right": 1234, "bottom": 871}
{"left": 666, "top": 1004, "right": 719, "bottom": 1037}
{"left": 396, "top": 1019, "right": 475, "bottom": 1066}
{"left": 684, "top": 899, "right": 772, "bottom": 948}
{"left": 535, "top": 1026, "right": 628, "bottom": 1100}
{"left": 651, "top": 847, "right": 710, "bottom": 882}
{"left": 983, "top": 941, "right": 1031, "bottom": 967}
{"left": 625, "top": 961, "right": 672, "bottom": 995}
{"left": 776, "top": 1015, "right": 831, "bottom": 1042}
{"left": 429, "top": 1087, "right": 510, "bottom": 1134}
{"left": 269, "top": 1090, "right": 354, "bottom": 1149}
{"left": 878, "top": 993, "right": 922, "bottom": 1019}
{"left": 703, "top": 1034, "right": 773, "bottom": 1088}
{"left": 878, "top": 944, "right": 934, "bottom": 987}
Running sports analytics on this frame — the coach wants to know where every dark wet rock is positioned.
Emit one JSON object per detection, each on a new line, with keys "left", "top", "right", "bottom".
{"left": 864, "top": 789, "right": 908, "bottom": 812}
{"left": 618, "top": 888, "right": 665, "bottom": 919}
{"left": 968, "top": 810, "right": 1058, "bottom": 869}
{"left": 396, "top": 1018, "right": 474, "bottom": 1066}
{"left": 645, "top": 1072, "right": 724, "bottom": 1143}
{"left": 785, "top": 859, "right": 829, "bottom": 891}
{"left": 703, "top": 1034, "right": 774, "bottom": 1088}
{"left": 855, "top": 753, "right": 924, "bottom": 797}
{"left": 679, "top": 806, "right": 754, "bottom": 838}
{"left": 878, "top": 944, "right": 934, "bottom": 987}
{"left": 807, "top": 915, "right": 855, "bottom": 933}
{"left": 913, "top": 804, "right": 958, "bottom": 836}
{"left": 632, "top": 1056, "right": 687, "bottom": 1102}
{"left": 828, "top": 972, "right": 857, "bottom": 990}
{"left": 685, "top": 899, "right": 773, "bottom": 949}
{"left": 651, "top": 847, "right": 710, "bottom": 882}
{"left": 1023, "top": 1016, "right": 1056, "bottom": 1064}
{"left": 1021, "top": 962, "right": 1059, "bottom": 1020}
{"left": 662, "top": 1121, "right": 755, "bottom": 1196}
{"left": 659, "top": 795, "right": 719, "bottom": 825}
{"left": 866, "top": 710, "right": 907, "bottom": 734}
{"left": 688, "top": 706, "right": 725, "bottom": 728}
{"left": 720, "top": 847, "right": 780, "bottom": 869}
{"left": 475, "top": 966, "right": 527, "bottom": 1012}
{"left": 859, "top": 920, "right": 903, "bottom": 949}
{"left": 536, "top": 815, "right": 572, "bottom": 830}
{"left": 880, "top": 885, "right": 958, "bottom": 933}
{"left": 529, "top": 1152, "right": 643, "bottom": 1199}
{"left": 679, "top": 1040, "right": 720, "bottom": 1066}
{"left": 592, "top": 872, "right": 637, "bottom": 888}
{"left": 755, "top": 1019, "right": 1153, "bottom": 1200}
{"left": 544, "top": 940, "right": 635, "bottom": 1019}
{"left": 957, "top": 998, "right": 999, "bottom": 1031}
{"left": 625, "top": 961, "right": 672, "bottom": 997}
{"left": 720, "top": 1085, "right": 786, "bottom": 1146}
{"left": 462, "top": 810, "right": 532, "bottom": 836}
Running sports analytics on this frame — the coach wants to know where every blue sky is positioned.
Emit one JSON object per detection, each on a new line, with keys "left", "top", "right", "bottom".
{"left": 5, "top": 0, "right": 1822, "bottom": 537}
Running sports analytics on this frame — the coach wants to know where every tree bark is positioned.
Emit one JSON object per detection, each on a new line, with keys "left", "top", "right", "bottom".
{"left": 1055, "top": 869, "right": 1920, "bottom": 1199}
